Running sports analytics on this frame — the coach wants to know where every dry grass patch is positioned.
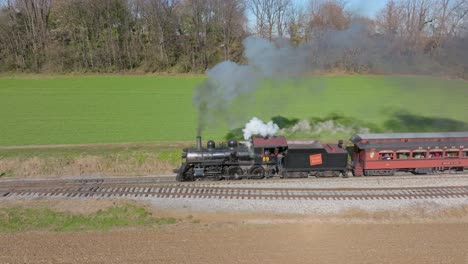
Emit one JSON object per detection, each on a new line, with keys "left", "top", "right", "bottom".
{"left": 0, "top": 143, "right": 186, "bottom": 178}
{"left": 0, "top": 154, "right": 175, "bottom": 178}
{"left": 0, "top": 199, "right": 142, "bottom": 215}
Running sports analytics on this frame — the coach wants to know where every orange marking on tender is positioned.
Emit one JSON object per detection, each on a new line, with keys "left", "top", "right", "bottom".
{"left": 309, "top": 154, "right": 323, "bottom": 166}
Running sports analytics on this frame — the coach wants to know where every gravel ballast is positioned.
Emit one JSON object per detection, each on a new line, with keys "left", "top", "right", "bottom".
{"left": 144, "top": 175, "right": 468, "bottom": 214}
{"left": 3, "top": 174, "right": 467, "bottom": 215}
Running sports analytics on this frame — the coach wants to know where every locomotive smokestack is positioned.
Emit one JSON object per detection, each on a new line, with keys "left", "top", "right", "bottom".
{"left": 196, "top": 136, "right": 202, "bottom": 150}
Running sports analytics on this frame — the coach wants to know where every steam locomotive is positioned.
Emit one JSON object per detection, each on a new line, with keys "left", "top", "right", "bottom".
{"left": 175, "top": 135, "right": 348, "bottom": 181}
{"left": 175, "top": 132, "right": 468, "bottom": 181}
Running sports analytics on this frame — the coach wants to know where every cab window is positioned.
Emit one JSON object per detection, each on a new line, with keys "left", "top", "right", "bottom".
{"left": 461, "top": 151, "right": 467, "bottom": 157}
{"left": 263, "top": 148, "right": 276, "bottom": 156}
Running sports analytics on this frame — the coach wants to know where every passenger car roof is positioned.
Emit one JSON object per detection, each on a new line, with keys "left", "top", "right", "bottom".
{"left": 350, "top": 132, "right": 468, "bottom": 150}
{"left": 351, "top": 132, "right": 468, "bottom": 142}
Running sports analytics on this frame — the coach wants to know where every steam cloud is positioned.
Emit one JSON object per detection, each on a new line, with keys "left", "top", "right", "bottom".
{"left": 242, "top": 117, "right": 280, "bottom": 140}
{"left": 193, "top": 19, "right": 467, "bottom": 136}
{"left": 193, "top": 36, "right": 310, "bottom": 136}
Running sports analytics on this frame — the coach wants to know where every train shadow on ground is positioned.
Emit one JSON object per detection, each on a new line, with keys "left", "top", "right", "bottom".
{"left": 383, "top": 112, "right": 468, "bottom": 132}
{"left": 224, "top": 112, "right": 468, "bottom": 140}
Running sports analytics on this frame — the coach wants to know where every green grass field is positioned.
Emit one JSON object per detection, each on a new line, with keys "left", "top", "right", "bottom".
{"left": 0, "top": 204, "right": 176, "bottom": 232}
{"left": 0, "top": 75, "right": 467, "bottom": 146}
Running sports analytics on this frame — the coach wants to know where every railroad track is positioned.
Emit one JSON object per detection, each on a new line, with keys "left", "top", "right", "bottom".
{"left": 1, "top": 173, "right": 467, "bottom": 186}
{"left": 1, "top": 177, "right": 467, "bottom": 200}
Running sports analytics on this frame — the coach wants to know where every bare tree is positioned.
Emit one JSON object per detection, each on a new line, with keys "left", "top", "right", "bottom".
{"left": 431, "top": 0, "right": 468, "bottom": 41}
{"left": 306, "top": 0, "right": 350, "bottom": 40}
{"left": 377, "top": 0, "right": 404, "bottom": 37}
{"left": 399, "top": 0, "right": 433, "bottom": 52}
{"left": 0, "top": 0, "right": 467, "bottom": 75}
{"left": 2, "top": 0, "right": 52, "bottom": 70}
{"left": 139, "top": 0, "right": 182, "bottom": 70}
{"left": 248, "top": 0, "right": 291, "bottom": 40}
{"left": 287, "top": 4, "right": 307, "bottom": 44}
{"left": 213, "top": 0, "right": 246, "bottom": 60}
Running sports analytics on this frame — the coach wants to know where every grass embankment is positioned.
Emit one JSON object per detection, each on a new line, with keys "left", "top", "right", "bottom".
{"left": 0, "top": 203, "right": 176, "bottom": 232}
{"left": 0, "top": 143, "right": 186, "bottom": 178}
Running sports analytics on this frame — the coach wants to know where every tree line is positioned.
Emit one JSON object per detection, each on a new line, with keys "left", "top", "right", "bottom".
{"left": 0, "top": 0, "right": 467, "bottom": 76}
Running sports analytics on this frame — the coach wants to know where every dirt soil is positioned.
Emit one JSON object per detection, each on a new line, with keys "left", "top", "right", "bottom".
{"left": 0, "top": 222, "right": 467, "bottom": 264}
{"left": 1, "top": 199, "right": 468, "bottom": 264}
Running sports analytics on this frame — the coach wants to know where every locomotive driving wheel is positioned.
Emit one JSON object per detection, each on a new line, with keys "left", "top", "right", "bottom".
{"left": 249, "top": 166, "right": 265, "bottom": 179}
{"left": 225, "top": 166, "right": 243, "bottom": 180}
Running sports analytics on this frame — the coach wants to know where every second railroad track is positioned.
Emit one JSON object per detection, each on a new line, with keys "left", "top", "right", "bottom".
{"left": 1, "top": 177, "right": 467, "bottom": 201}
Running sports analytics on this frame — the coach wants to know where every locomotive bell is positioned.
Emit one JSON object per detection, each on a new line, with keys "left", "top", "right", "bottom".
{"left": 338, "top": 140, "right": 344, "bottom": 149}
{"left": 207, "top": 140, "right": 215, "bottom": 149}
{"left": 228, "top": 139, "right": 238, "bottom": 148}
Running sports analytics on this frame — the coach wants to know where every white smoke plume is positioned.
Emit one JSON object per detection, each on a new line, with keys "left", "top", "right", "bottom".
{"left": 194, "top": 19, "right": 468, "bottom": 136}
{"left": 279, "top": 119, "right": 370, "bottom": 136}
{"left": 193, "top": 37, "right": 310, "bottom": 136}
{"left": 242, "top": 117, "right": 279, "bottom": 140}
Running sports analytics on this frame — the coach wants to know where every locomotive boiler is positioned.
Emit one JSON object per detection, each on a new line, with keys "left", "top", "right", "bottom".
{"left": 175, "top": 136, "right": 286, "bottom": 181}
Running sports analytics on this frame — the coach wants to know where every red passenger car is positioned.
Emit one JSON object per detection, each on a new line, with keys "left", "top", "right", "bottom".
{"left": 350, "top": 133, "right": 468, "bottom": 176}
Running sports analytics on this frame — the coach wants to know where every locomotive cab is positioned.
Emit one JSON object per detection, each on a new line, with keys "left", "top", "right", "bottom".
{"left": 250, "top": 137, "right": 289, "bottom": 177}
{"left": 251, "top": 136, "right": 288, "bottom": 166}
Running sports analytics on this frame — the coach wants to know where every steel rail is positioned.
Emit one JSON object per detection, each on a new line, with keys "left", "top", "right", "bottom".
{"left": 1, "top": 173, "right": 468, "bottom": 189}
{"left": 1, "top": 181, "right": 467, "bottom": 201}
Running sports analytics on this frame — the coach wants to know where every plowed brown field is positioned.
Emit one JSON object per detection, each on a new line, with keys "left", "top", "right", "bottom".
{"left": 1, "top": 222, "right": 467, "bottom": 264}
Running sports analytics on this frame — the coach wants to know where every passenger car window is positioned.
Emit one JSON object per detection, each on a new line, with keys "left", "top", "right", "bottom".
{"left": 412, "top": 151, "right": 426, "bottom": 158}
{"left": 429, "top": 151, "right": 443, "bottom": 158}
{"left": 379, "top": 152, "right": 394, "bottom": 160}
{"left": 445, "top": 151, "right": 459, "bottom": 158}
{"left": 396, "top": 152, "right": 410, "bottom": 159}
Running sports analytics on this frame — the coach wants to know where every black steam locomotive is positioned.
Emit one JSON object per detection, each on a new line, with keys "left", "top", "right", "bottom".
{"left": 175, "top": 136, "right": 348, "bottom": 181}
